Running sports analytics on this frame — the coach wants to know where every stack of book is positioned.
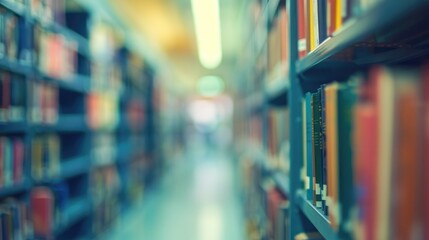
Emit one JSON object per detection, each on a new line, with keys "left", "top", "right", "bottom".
{"left": 34, "top": 26, "right": 77, "bottom": 80}
{"left": 30, "top": 81, "right": 58, "bottom": 125}
{"left": 267, "top": 6, "right": 289, "bottom": 83}
{"left": 0, "top": 72, "right": 25, "bottom": 123}
{"left": 0, "top": 198, "right": 32, "bottom": 240}
{"left": 31, "top": 134, "right": 60, "bottom": 181}
{"left": 90, "top": 165, "right": 120, "bottom": 235}
{"left": 0, "top": 136, "right": 24, "bottom": 188}
{"left": 301, "top": 65, "right": 429, "bottom": 239}
{"left": 297, "top": 0, "right": 382, "bottom": 57}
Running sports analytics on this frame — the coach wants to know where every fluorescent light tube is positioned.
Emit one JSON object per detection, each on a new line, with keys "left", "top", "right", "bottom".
{"left": 191, "top": 0, "right": 223, "bottom": 69}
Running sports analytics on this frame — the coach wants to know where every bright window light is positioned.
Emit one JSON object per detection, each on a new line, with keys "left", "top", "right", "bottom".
{"left": 191, "top": 0, "right": 222, "bottom": 69}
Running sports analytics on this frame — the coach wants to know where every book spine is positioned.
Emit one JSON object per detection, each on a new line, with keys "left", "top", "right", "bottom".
{"left": 302, "top": 99, "right": 308, "bottom": 191}
{"left": 298, "top": 0, "right": 307, "bottom": 58}
{"left": 423, "top": 64, "right": 429, "bottom": 240}
{"left": 3, "top": 137, "right": 12, "bottom": 187}
{"left": 1, "top": 73, "right": 10, "bottom": 122}
{"left": 318, "top": 0, "right": 328, "bottom": 43}
{"left": 306, "top": 93, "right": 314, "bottom": 202}
{"left": 312, "top": 92, "right": 322, "bottom": 209}
{"left": 312, "top": 0, "right": 320, "bottom": 46}
{"left": 320, "top": 85, "right": 328, "bottom": 215}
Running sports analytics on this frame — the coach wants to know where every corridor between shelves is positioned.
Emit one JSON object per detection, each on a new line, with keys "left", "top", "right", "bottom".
{"left": 105, "top": 142, "right": 245, "bottom": 240}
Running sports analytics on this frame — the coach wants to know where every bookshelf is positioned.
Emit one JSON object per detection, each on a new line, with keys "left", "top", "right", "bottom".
{"left": 0, "top": 0, "right": 160, "bottom": 238}
{"left": 238, "top": 0, "right": 429, "bottom": 239}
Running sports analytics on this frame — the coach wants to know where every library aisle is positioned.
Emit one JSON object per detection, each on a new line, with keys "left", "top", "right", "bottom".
{"left": 105, "top": 138, "right": 245, "bottom": 240}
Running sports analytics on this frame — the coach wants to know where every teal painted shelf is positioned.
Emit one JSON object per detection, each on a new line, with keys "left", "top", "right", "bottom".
{"left": 296, "top": 191, "right": 339, "bottom": 240}
{"left": 296, "top": 0, "right": 429, "bottom": 74}
{"left": 55, "top": 198, "right": 92, "bottom": 235}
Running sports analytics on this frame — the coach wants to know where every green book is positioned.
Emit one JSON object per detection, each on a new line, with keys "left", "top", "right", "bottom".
{"left": 312, "top": 92, "right": 322, "bottom": 209}
{"left": 337, "top": 82, "right": 358, "bottom": 239}
{"left": 305, "top": 93, "right": 314, "bottom": 202}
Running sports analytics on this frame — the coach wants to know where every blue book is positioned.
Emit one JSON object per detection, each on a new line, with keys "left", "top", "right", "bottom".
{"left": 317, "top": 0, "right": 328, "bottom": 43}
{"left": 305, "top": 93, "right": 313, "bottom": 202}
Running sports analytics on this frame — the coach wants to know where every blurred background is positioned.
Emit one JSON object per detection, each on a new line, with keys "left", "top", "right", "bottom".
{"left": 1, "top": 0, "right": 429, "bottom": 239}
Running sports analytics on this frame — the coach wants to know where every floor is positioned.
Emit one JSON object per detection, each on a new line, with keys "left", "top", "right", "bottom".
{"left": 105, "top": 136, "right": 245, "bottom": 240}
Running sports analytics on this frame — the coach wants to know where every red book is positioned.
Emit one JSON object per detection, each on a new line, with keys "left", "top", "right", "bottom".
{"left": 422, "top": 64, "right": 429, "bottom": 240}
{"left": 13, "top": 138, "right": 24, "bottom": 183}
{"left": 31, "top": 187, "right": 54, "bottom": 239}
{"left": 1, "top": 73, "right": 10, "bottom": 122}
{"left": 392, "top": 74, "right": 420, "bottom": 240}
{"left": 298, "top": 0, "right": 307, "bottom": 58}
{"left": 354, "top": 103, "right": 377, "bottom": 240}
{"left": 279, "top": 8, "right": 289, "bottom": 64}
{"left": 0, "top": 137, "right": 4, "bottom": 187}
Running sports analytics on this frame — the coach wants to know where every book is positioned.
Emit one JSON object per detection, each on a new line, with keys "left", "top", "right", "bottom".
{"left": 353, "top": 101, "right": 377, "bottom": 240}
{"left": 13, "top": 138, "right": 24, "bottom": 184}
{"left": 302, "top": 99, "right": 308, "bottom": 191}
{"left": 423, "top": 64, "right": 429, "bottom": 240}
{"left": 325, "top": 83, "right": 339, "bottom": 229}
{"left": 306, "top": 0, "right": 315, "bottom": 51}
{"left": 312, "top": 92, "right": 322, "bottom": 209}
{"left": 305, "top": 93, "right": 313, "bottom": 202}
{"left": 3, "top": 11, "right": 17, "bottom": 61}
{"left": 9, "top": 74, "right": 25, "bottom": 122}
{"left": 391, "top": 71, "right": 420, "bottom": 240}
{"left": 298, "top": 0, "right": 307, "bottom": 58}
{"left": 373, "top": 67, "right": 395, "bottom": 240}
{"left": 317, "top": 0, "right": 328, "bottom": 43}
{"left": 327, "top": 0, "right": 335, "bottom": 36}
{"left": 336, "top": 82, "right": 357, "bottom": 238}
{"left": 0, "top": 72, "right": 10, "bottom": 122}
{"left": 31, "top": 187, "right": 54, "bottom": 239}
{"left": 319, "top": 85, "right": 328, "bottom": 215}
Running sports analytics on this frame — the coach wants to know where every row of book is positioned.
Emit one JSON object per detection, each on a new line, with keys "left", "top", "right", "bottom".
{"left": 301, "top": 65, "right": 429, "bottom": 239}
{"left": 0, "top": 72, "right": 25, "bottom": 123}
{"left": 86, "top": 92, "right": 119, "bottom": 130}
{"left": 90, "top": 166, "right": 120, "bottom": 235}
{"left": 267, "top": 108, "right": 289, "bottom": 171}
{"left": 31, "top": 134, "right": 60, "bottom": 181}
{"left": 34, "top": 25, "right": 78, "bottom": 80}
{"left": 31, "top": 185, "right": 73, "bottom": 239}
{"left": 30, "top": 81, "right": 58, "bottom": 124}
{"left": 297, "top": 0, "right": 382, "bottom": 58}
{"left": 31, "top": 0, "right": 65, "bottom": 24}
{"left": 90, "top": 165, "right": 120, "bottom": 205}
{"left": 0, "top": 136, "right": 24, "bottom": 188}
{"left": 0, "top": 198, "right": 32, "bottom": 240}
{"left": 91, "top": 133, "right": 117, "bottom": 166}
{"left": 1, "top": 76, "right": 59, "bottom": 125}
{"left": 267, "top": 6, "right": 289, "bottom": 82}
{"left": 0, "top": 7, "right": 22, "bottom": 62}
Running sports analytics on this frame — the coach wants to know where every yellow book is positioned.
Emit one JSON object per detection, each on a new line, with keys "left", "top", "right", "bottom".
{"left": 306, "top": 0, "right": 315, "bottom": 51}
{"left": 335, "top": 0, "right": 342, "bottom": 31}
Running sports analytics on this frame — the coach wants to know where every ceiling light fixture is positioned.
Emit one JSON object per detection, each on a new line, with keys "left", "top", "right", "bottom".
{"left": 191, "top": 0, "right": 223, "bottom": 69}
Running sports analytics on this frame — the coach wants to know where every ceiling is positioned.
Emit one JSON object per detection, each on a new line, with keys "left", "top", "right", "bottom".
{"left": 105, "top": 0, "right": 247, "bottom": 94}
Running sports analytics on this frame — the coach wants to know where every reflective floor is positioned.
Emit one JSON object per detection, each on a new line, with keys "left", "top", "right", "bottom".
{"left": 106, "top": 138, "right": 245, "bottom": 240}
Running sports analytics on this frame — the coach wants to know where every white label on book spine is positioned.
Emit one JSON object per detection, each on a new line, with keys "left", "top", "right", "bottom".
{"left": 316, "top": 201, "right": 322, "bottom": 208}
{"left": 316, "top": 183, "right": 321, "bottom": 195}
{"left": 298, "top": 39, "right": 306, "bottom": 52}
{"left": 322, "top": 184, "right": 327, "bottom": 200}
{"left": 305, "top": 176, "right": 310, "bottom": 190}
